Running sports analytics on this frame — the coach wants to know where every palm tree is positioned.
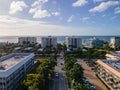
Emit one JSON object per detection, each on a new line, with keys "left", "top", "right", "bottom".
{"left": 70, "top": 63, "right": 83, "bottom": 83}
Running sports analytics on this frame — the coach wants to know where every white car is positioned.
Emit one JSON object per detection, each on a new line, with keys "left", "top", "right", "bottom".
{"left": 55, "top": 73, "right": 59, "bottom": 77}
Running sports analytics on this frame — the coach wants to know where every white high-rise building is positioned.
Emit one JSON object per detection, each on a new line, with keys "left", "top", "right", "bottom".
{"left": 41, "top": 36, "right": 57, "bottom": 48}
{"left": 18, "top": 37, "right": 37, "bottom": 45}
{"left": 110, "top": 37, "right": 120, "bottom": 48}
{"left": 66, "top": 36, "right": 82, "bottom": 49}
{"left": 0, "top": 53, "right": 35, "bottom": 90}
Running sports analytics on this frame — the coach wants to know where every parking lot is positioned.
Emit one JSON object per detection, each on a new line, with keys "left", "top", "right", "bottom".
{"left": 77, "top": 59, "right": 108, "bottom": 90}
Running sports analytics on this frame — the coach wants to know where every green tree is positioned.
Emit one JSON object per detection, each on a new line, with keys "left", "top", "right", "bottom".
{"left": 70, "top": 64, "right": 83, "bottom": 83}
{"left": 22, "top": 74, "right": 44, "bottom": 90}
{"left": 65, "top": 57, "right": 77, "bottom": 70}
{"left": 62, "top": 43, "right": 67, "bottom": 51}
{"left": 57, "top": 43, "right": 62, "bottom": 53}
{"left": 35, "top": 58, "right": 57, "bottom": 90}
{"left": 103, "top": 41, "right": 109, "bottom": 50}
{"left": 74, "top": 83, "right": 89, "bottom": 90}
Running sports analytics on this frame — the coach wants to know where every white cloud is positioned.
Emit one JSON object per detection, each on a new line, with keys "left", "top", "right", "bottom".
{"left": 72, "top": 0, "right": 88, "bottom": 7}
{"left": 52, "top": 12, "right": 60, "bottom": 16}
{"left": 89, "top": 1, "right": 119, "bottom": 12}
{"left": 29, "top": 7, "right": 37, "bottom": 14}
{"left": 0, "top": 15, "right": 119, "bottom": 36}
{"left": 0, "top": 15, "right": 101, "bottom": 36}
{"left": 115, "top": 7, "right": 120, "bottom": 14}
{"left": 82, "top": 17, "right": 90, "bottom": 22}
{"left": 0, "top": 15, "right": 46, "bottom": 24}
{"left": 102, "top": 14, "right": 106, "bottom": 17}
{"left": 33, "top": 9, "right": 51, "bottom": 18}
{"left": 32, "top": 1, "right": 40, "bottom": 7}
{"left": 29, "top": 7, "right": 51, "bottom": 18}
{"left": 93, "top": 0, "right": 103, "bottom": 3}
{"left": 31, "top": 0, "right": 48, "bottom": 7}
{"left": 67, "top": 15, "right": 74, "bottom": 22}
{"left": 29, "top": 0, "right": 50, "bottom": 19}
{"left": 9, "top": 1, "right": 27, "bottom": 14}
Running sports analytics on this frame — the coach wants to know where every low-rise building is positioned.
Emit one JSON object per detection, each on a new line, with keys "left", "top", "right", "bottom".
{"left": 24, "top": 47, "right": 33, "bottom": 51}
{"left": 96, "top": 59, "right": 120, "bottom": 90}
{"left": 0, "top": 53, "right": 35, "bottom": 90}
{"left": 41, "top": 36, "right": 57, "bottom": 49}
{"left": 14, "top": 47, "right": 21, "bottom": 50}
{"left": 65, "top": 36, "right": 82, "bottom": 50}
{"left": 18, "top": 37, "right": 37, "bottom": 45}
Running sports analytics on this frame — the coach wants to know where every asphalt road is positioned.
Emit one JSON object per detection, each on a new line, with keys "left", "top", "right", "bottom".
{"left": 50, "top": 56, "right": 68, "bottom": 90}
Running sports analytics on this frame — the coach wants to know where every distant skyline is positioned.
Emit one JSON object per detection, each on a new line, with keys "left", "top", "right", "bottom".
{"left": 0, "top": 0, "right": 120, "bottom": 36}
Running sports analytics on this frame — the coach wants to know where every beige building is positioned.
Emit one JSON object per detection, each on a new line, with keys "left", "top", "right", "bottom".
{"left": 18, "top": 37, "right": 37, "bottom": 45}
{"left": 41, "top": 36, "right": 57, "bottom": 48}
{"left": 96, "top": 59, "right": 120, "bottom": 90}
{"left": 65, "top": 36, "right": 82, "bottom": 50}
{"left": 106, "top": 53, "right": 120, "bottom": 60}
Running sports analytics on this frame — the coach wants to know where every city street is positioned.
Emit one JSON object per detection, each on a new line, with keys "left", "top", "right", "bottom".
{"left": 50, "top": 56, "right": 68, "bottom": 90}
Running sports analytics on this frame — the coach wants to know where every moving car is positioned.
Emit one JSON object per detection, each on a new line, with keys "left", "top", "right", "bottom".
{"left": 55, "top": 73, "right": 59, "bottom": 77}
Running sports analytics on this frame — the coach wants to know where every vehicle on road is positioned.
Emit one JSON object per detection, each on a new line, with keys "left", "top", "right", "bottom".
{"left": 61, "top": 67, "right": 64, "bottom": 70}
{"left": 55, "top": 73, "right": 59, "bottom": 77}
{"left": 60, "top": 63, "right": 63, "bottom": 65}
{"left": 60, "top": 57, "right": 63, "bottom": 59}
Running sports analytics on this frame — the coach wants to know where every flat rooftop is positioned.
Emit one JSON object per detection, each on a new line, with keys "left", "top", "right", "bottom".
{"left": 106, "top": 53, "right": 120, "bottom": 57}
{"left": 0, "top": 54, "right": 27, "bottom": 71}
{"left": 66, "top": 36, "right": 81, "bottom": 39}
{"left": 41, "top": 36, "right": 57, "bottom": 38}
{"left": 104, "top": 60, "right": 120, "bottom": 72}
{"left": 112, "top": 54, "right": 120, "bottom": 57}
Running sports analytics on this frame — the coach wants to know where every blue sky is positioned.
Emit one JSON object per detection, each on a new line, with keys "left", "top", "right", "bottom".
{"left": 0, "top": 0, "right": 120, "bottom": 36}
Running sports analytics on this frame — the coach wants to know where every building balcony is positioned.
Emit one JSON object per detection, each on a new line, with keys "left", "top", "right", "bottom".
{"left": 113, "top": 84, "right": 117, "bottom": 89}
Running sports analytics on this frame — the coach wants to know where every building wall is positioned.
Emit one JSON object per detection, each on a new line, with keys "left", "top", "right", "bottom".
{"left": 66, "top": 37, "right": 82, "bottom": 49}
{"left": 88, "top": 38, "right": 104, "bottom": 48}
{"left": 18, "top": 37, "right": 37, "bottom": 45}
{"left": 110, "top": 37, "right": 120, "bottom": 48}
{"left": 41, "top": 36, "right": 57, "bottom": 48}
{"left": 105, "top": 54, "right": 120, "bottom": 60}
{"left": 0, "top": 53, "right": 35, "bottom": 90}
{"left": 97, "top": 60, "right": 120, "bottom": 90}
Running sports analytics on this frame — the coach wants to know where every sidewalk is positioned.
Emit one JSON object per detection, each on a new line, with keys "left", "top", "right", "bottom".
{"left": 77, "top": 60, "right": 108, "bottom": 90}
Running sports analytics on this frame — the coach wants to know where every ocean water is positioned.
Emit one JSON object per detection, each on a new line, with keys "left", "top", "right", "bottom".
{"left": 0, "top": 36, "right": 118, "bottom": 44}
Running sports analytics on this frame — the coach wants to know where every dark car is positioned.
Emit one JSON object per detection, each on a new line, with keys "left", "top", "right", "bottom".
{"left": 60, "top": 63, "right": 63, "bottom": 65}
